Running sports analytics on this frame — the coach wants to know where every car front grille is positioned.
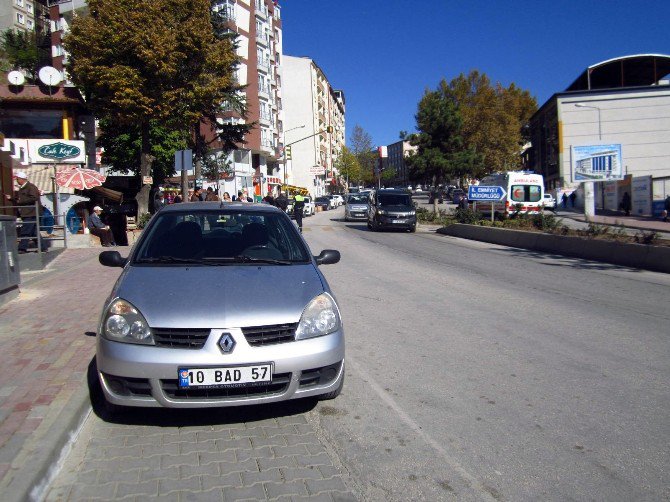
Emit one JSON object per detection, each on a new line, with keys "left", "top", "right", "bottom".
{"left": 153, "top": 328, "right": 211, "bottom": 349}
{"left": 242, "top": 323, "right": 298, "bottom": 346}
{"left": 161, "top": 372, "right": 291, "bottom": 400}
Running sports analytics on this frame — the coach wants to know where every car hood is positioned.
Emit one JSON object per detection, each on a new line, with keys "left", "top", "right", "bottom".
{"left": 111, "top": 264, "right": 326, "bottom": 329}
{"left": 380, "top": 205, "right": 414, "bottom": 212}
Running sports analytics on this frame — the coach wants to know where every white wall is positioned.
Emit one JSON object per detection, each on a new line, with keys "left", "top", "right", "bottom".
{"left": 558, "top": 88, "right": 670, "bottom": 187}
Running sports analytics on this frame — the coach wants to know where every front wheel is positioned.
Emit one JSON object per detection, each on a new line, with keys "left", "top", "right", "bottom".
{"left": 409, "top": 224, "right": 416, "bottom": 233}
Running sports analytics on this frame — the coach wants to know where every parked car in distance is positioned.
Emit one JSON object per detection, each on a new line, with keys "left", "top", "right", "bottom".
{"left": 344, "top": 193, "right": 370, "bottom": 221}
{"left": 315, "top": 196, "right": 331, "bottom": 211}
{"left": 451, "top": 189, "right": 465, "bottom": 204}
{"left": 542, "top": 193, "right": 556, "bottom": 210}
{"left": 331, "top": 194, "right": 344, "bottom": 207}
{"left": 303, "top": 196, "right": 315, "bottom": 216}
{"left": 367, "top": 188, "right": 417, "bottom": 232}
{"left": 96, "top": 202, "right": 344, "bottom": 413}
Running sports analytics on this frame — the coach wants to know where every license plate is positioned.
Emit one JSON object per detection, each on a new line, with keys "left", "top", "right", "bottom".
{"left": 392, "top": 219, "right": 407, "bottom": 223}
{"left": 178, "top": 364, "right": 273, "bottom": 388}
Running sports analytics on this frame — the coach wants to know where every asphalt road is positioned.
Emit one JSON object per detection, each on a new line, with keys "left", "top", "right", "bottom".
{"left": 303, "top": 206, "right": 670, "bottom": 501}
{"left": 45, "top": 206, "right": 670, "bottom": 501}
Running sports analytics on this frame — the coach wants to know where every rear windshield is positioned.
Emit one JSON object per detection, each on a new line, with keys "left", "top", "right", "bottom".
{"left": 378, "top": 194, "right": 411, "bottom": 206}
{"left": 511, "top": 185, "right": 542, "bottom": 203}
{"left": 316, "top": 197, "right": 329, "bottom": 202}
{"left": 134, "top": 210, "right": 310, "bottom": 263}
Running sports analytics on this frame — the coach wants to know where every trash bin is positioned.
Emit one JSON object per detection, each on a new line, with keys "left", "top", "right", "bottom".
{"left": 0, "top": 215, "right": 20, "bottom": 295}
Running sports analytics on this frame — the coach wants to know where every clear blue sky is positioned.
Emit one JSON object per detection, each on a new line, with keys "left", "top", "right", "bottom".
{"left": 280, "top": 0, "right": 669, "bottom": 147}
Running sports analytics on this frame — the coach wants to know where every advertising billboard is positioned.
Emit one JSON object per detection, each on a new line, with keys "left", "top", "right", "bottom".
{"left": 571, "top": 144, "right": 623, "bottom": 182}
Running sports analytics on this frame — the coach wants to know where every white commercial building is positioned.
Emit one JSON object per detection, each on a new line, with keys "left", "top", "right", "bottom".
{"left": 282, "top": 56, "right": 345, "bottom": 197}
{"left": 526, "top": 54, "right": 670, "bottom": 217}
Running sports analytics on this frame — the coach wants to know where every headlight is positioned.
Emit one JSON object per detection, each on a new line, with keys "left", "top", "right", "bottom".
{"left": 377, "top": 209, "right": 386, "bottom": 215}
{"left": 295, "top": 293, "right": 341, "bottom": 340}
{"left": 101, "top": 299, "right": 154, "bottom": 345}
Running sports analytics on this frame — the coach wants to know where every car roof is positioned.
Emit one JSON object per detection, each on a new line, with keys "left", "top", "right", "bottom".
{"left": 159, "top": 202, "right": 282, "bottom": 214}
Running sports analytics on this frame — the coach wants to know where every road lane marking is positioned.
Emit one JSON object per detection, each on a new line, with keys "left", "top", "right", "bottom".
{"left": 347, "top": 356, "right": 498, "bottom": 501}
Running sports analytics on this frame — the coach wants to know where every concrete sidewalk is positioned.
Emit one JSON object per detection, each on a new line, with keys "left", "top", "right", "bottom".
{"left": 555, "top": 208, "right": 670, "bottom": 235}
{"left": 0, "top": 248, "right": 122, "bottom": 501}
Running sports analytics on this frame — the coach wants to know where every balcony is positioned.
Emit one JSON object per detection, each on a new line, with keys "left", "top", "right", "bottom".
{"left": 255, "top": 1, "right": 268, "bottom": 19}
{"left": 257, "top": 83, "right": 270, "bottom": 99}
{"left": 259, "top": 110, "right": 272, "bottom": 126}
{"left": 218, "top": 5, "right": 236, "bottom": 23}
{"left": 257, "top": 58, "right": 270, "bottom": 73}
{"left": 256, "top": 32, "right": 269, "bottom": 47}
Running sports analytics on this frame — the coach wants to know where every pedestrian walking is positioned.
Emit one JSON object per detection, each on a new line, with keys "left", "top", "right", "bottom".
{"left": 275, "top": 191, "right": 288, "bottom": 213}
{"left": 621, "top": 192, "right": 632, "bottom": 216}
{"left": 153, "top": 190, "right": 165, "bottom": 213}
{"left": 205, "top": 187, "right": 220, "bottom": 201}
{"left": 262, "top": 192, "right": 275, "bottom": 206}
{"left": 190, "top": 187, "right": 205, "bottom": 202}
{"left": 293, "top": 193, "right": 305, "bottom": 232}
{"left": 88, "top": 206, "right": 116, "bottom": 247}
{"left": 663, "top": 195, "right": 670, "bottom": 222}
{"left": 5, "top": 171, "right": 47, "bottom": 253}
{"left": 458, "top": 194, "right": 468, "bottom": 210}
{"left": 561, "top": 193, "right": 568, "bottom": 209}
{"left": 569, "top": 191, "right": 577, "bottom": 208}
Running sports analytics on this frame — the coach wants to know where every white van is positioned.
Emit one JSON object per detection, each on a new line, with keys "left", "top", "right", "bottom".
{"left": 473, "top": 172, "right": 545, "bottom": 217}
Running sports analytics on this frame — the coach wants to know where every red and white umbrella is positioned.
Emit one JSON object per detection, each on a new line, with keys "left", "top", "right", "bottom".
{"left": 55, "top": 167, "right": 106, "bottom": 190}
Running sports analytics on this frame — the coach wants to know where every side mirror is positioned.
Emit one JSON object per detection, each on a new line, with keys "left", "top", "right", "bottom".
{"left": 315, "top": 249, "right": 340, "bottom": 266}
{"left": 99, "top": 250, "right": 127, "bottom": 268}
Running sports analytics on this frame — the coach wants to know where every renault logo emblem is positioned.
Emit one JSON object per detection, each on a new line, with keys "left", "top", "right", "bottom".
{"left": 218, "top": 333, "right": 236, "bottom": 353}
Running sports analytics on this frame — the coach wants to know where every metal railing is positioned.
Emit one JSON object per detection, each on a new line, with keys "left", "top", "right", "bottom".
{"left": 1, "top": 203, "right": 70, "bottom": 254}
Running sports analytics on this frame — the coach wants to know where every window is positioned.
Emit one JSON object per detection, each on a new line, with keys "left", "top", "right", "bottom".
{"left": 510, "top": 185, "right": 542, "bottom": 203}
{"left": 15, "top": 0, "right": 24, "bottom": 7}
{"left": 26, "top": 2, "right": 33, "bottom": 14}
{"left": 26, "top": 19, "right": 34, "bottom": 30}
{"left": 16, "top": 13, "right": 25, "bottom": 24}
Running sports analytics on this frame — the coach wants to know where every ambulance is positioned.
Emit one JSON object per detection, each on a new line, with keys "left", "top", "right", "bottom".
{"left": 473, "top": 171, "right": 545, "bottom": 217}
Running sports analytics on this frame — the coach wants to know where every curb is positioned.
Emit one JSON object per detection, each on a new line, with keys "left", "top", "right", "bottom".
{"left": 3, "top": 380, "right": 91, "bottom": 502}
{"left": 436, "top": 224, "right": 670, "bottom": 274}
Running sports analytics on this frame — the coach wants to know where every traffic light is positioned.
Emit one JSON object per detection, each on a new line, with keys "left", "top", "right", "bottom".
{"left": 285, "top": 146, "right": 292, "bottom": 160}
{"left": 326, "top": 126, "right": 333, "bottom": 134}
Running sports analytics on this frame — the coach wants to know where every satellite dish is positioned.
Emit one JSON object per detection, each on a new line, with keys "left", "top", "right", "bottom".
{"left": 38, "top": 66, "right": 62, "bottom": 87}
{"left": 8, "top": 71, "right": 25, "bottom": 86}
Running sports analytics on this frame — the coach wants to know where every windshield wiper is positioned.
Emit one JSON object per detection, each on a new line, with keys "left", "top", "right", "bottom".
{"left": 136, "top": 256, "right": 204, "bottom": 264}
{"left": 202, "top": 256, "right": 293, "bottom": 265}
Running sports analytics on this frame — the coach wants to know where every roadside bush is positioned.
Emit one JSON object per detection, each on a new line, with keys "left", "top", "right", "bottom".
{"left": 531, "top": 213, "right": 563, "bottom": 232}
{"left": 137, "top": 212, "right": 152, "bottom": 229}
{"left": 582, "top": 223, "right": 611, "bottom": 238}
{"left": 634, "top": 230, "right": 658, "bottom": 245}
{"left": 455, "top": 207, "right": 482, "bottom": 224}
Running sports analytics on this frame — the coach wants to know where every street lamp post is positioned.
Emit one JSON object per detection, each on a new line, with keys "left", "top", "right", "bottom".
{"left": 282, "top": 125, "right": 306, "bottom": 189}
{"left": 574, "top": 103, "right": 603, "bottom": 219}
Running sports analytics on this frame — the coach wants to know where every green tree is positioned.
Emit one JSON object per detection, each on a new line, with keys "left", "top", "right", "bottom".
{"left": 97, "top": 119, "right": 189, "bottom": 185}
{"left": 0, "top": 29, "right": 50, "bottom": 80}
{"left": 406, "top": 84, "right": 479, "bottom": 195}
{"left": 64, "top": 0, "right": 239, "bottom": 215}
{"left": 334, "top": 146, "right": 361, "bottom": 189}
{"left": 349, "top": 125, "right": 377, "bottom": 186}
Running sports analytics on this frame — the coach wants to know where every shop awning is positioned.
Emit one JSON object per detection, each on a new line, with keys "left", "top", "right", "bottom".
{"left": 19, "top": 165, "right": 75, "bottom": 195}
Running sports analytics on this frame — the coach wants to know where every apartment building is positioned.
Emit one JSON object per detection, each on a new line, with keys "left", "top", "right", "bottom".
{"left": 208, "top": 0, "right": 284, "bottom": 199}
{"left": 282, "top": 55, "right": 345, "bottom": 197}
{"left": 385, "top": 140, "right": 416, "bottom": 186}
{"left": 0, "top": 0, "right": 48, "bottom": 33}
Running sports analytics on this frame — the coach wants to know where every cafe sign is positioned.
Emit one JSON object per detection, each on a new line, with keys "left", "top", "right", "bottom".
{"left": 29, "top": 139, "right": 86, "bottom": 164}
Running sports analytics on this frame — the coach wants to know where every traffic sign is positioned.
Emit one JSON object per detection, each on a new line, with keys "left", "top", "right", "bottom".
{"left": 468, "top": 185, "right": 506, "bottom": 201}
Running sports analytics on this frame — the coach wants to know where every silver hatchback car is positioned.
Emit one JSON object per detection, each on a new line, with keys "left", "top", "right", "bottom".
{"left": 97, "top": 202, "right": 344, "bottom": 411}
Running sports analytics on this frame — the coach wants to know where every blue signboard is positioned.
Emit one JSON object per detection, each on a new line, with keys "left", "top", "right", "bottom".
{"left": 468, "top": 185, "right": 506, "bottom": 201}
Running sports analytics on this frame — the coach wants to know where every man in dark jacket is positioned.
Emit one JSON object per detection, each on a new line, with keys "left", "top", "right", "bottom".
{"left": 275, "top": 191, "right": 288, "bottom": 212}
{"left": 5, "top": 171, "right": 46, "bottom": 253}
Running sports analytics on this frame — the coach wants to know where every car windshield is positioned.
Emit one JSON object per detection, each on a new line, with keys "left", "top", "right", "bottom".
{"left": 134, "top": 209, "right": 311, "bottom": 264}
{"left": 378, "top": 193, "right": 411, "bottom": 206}
{"left": 347, "top": 195, "right": 368, "bottom": 204}
{"left": 316, "top": 197, "right": 329, "bottom": 202}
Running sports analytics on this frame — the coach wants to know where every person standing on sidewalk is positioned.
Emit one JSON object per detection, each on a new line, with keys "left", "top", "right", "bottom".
{"left": 621, "top": 192, "right": 631, "bottom": 216}
{"left": 5, "top": 171, "right": 47, "bottom": 253}
{"left": 562, "top": 193, "right": 568, "bottom": 209}
{"left": 663, "top": 195, "right": 670, "bottom": 222}
{"left": 569, "top": 191, "right": 577, "bottom": 208}
{"left": 293, "top": 193, "right": 305, "bottom": 232}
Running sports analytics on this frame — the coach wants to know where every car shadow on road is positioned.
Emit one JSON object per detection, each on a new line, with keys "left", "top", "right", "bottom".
{"left": 87, "top": 357, "right": 318, "bottom": 426}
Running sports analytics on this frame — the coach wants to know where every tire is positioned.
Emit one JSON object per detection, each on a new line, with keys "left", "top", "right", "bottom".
{"left": 320, "top": 368, "right": 344, "bottom": 400}
{"left": 409, "top": 224, "right": 416, "bottom": 233}
{"left": 367, "top": 220, "right": 372, "bottom": 230}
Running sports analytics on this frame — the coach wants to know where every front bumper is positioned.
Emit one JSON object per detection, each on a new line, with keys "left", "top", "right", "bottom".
{"left": 97, "top": 328, "right": 345, "bottom": 408}
{"left": 374, "top": 214, "right": 417, "bottom": 229}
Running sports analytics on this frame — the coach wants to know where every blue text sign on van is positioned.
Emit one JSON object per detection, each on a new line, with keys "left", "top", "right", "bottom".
{"left": 468, "top": 185, "right": 506, "bottom": 201}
